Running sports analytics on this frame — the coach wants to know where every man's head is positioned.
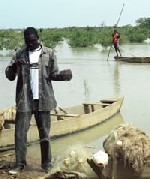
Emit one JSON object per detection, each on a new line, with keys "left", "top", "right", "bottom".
{"left": 114, "top": 29, "right": 117, "bottom": 33}
{"left": 24, "top": 27, "right": 40, "bottom": 51}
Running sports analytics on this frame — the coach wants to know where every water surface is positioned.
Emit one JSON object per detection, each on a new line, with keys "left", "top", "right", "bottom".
{"left": 0, "top": 42, "right": 150, "bottom": 177}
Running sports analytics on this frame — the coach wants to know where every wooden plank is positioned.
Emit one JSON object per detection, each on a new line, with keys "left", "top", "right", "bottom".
{"left": 102, "top": 103, "right": 111, "bottom": 106}
{"left": 51, "top": 113, "right": 79, "bottom": 117}
{"left": 101, "top": 99, "right": 116, "bottom": 103}
{"left": 83, "top": 102, "right": 110, "bottom": 106}
{"left": 83, "top": 102, "right": 104, "bottom": 106}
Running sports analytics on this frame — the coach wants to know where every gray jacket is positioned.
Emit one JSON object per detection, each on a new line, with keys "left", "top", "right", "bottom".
{"left": 5, "top": 46, "right": 72, "bottom": 112}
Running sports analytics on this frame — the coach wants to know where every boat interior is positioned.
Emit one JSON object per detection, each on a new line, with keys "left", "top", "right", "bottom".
{"left": 0, "top": 99, "right": 116, "bottom": 129}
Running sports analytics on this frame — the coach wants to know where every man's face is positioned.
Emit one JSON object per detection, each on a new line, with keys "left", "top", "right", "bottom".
{"left": 25, "top": 33, "right": 39, "bottom": 51}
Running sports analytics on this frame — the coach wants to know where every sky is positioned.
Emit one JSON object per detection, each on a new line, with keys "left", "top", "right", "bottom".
{"left": 0, "top": 0, "right": 150, "bottom": 29}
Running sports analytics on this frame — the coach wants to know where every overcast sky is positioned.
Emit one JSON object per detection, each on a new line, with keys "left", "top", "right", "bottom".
{"left": 0, "top": 0, "right": 150, "bottom": 29}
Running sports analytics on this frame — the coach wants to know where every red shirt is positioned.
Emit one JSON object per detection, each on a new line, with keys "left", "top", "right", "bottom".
{"left": 113, "top": 33, "right": 119, "bottom": 43}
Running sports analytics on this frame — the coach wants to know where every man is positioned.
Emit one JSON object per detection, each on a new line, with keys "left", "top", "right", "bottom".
{"left": 112, "top": 29, "right": 122, "bottom": 57}
{"left": 5, "top": 27, "right": 72, "bottom": 174}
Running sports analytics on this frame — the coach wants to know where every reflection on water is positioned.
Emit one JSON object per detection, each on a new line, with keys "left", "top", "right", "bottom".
{"left": 51, "top": 112, "right": 124, "bottom": 155}
{"left": 25, "top": 112, "right": 124, "bottom": 161}
{"left": 83, "top": 79, "right": 90, "bottom": 102}
{"left": 113, "top": 62, "right": 121, "bottom": 96}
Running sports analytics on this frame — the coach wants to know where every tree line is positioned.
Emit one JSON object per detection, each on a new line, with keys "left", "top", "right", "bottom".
{"left": 0, "top": 17, "right": 150, "bottom": 51}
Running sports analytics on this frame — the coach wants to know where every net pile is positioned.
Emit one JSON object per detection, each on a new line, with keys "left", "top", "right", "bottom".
{"left": 103, "top": 123, "right": 150, "bottom": 172}
{"left": 0, "top": 106, "right": 16, "bottom": 130}
{"left": 41, "top": 144, "right": 97, "bottom": 179}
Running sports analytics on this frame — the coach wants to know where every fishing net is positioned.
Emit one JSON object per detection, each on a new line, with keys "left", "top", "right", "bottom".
{"left": 103, "top": 123, "right": 150, "bottom": 172}
{"left": 41, "top": 144, "right": 97, "bottom": 179}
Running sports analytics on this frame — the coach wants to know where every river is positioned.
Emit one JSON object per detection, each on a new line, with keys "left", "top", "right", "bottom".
{"left": 0, "top": 41, "right": 150, "bottom": 177}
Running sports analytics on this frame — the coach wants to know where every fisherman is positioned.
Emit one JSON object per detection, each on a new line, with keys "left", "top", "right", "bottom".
{"left": 5, "top": 27, "right": 72, "bottom": 174}
{"left": 112, "top": 29, "right": 122, "bottom": 57}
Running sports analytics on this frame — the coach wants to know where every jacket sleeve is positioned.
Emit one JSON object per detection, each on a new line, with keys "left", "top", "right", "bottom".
{"left": 5, "top": 55, "right": 17, "bottom": 81}
{"left": 49, "top": 50, "right": 72, "bottom": 81}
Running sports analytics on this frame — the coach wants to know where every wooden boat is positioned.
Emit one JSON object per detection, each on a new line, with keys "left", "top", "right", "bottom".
{"left": 114, "top": 56, "right": 150, "bottom": 63}
{"left": 0, "top": 96, "right": 123, "bottom": 151}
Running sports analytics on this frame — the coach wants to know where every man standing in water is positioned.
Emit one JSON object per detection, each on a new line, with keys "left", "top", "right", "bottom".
{"left": 5, "top": 27, "right": 72, "bottom": 174}
{"left": 112, "top": 29, "right": 122, "bottom": 57}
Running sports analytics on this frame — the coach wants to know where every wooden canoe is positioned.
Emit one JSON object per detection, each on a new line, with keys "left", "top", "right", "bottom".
{"left": 0, "top": 96, "right": 123, "bottom": 151}
{"left": 114, "top": 56, "right": 150, "bottom": 63}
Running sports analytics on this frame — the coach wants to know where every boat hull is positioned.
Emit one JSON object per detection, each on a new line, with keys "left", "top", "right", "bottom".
{"left": 0, "top": 97, "right": 123, "bottom": 150}
{"left": 114, "top": 56, "right": 150, "bottom": 63}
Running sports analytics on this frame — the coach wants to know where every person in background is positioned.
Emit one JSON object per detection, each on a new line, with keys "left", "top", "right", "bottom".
{"left": 5, "top": 27, "right": 72, "bottom": 174}
{"left": 112, "top": 29, "right": 122, "bottom": 57}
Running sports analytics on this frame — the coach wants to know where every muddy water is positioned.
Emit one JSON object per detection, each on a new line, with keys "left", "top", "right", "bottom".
{"left": 0, "top": 42, "right": 150, "bottom": 178}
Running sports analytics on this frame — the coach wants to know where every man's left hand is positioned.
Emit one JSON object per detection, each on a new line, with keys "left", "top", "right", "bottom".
{"left": 60, "top": 69, "right": 72, "bottom": 81}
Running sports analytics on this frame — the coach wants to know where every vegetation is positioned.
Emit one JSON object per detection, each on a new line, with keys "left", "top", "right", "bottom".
{"left": 0, "top": 18, "right": 150, "bottom": 53}
{"left": 0, "top": 29, "right": 24, "bottom": 50}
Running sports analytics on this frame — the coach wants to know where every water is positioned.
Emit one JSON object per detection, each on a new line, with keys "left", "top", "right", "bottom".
{"left": 1, "top": 42, "right": 150, "bottom": 140}
{"left": 54, "top": 41, "right": 150, "bottom": 134}
{"left": 0, "top": 42, "right": 150, "bottom": 177}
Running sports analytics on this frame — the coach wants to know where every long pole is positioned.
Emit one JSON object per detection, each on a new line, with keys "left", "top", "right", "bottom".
{"left": 106, "top": 3, "right": 125, "bottom": 61}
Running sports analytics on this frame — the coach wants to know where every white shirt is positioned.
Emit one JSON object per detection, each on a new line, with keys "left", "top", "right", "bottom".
{"left": 29, "top": 47, "right": 42, "bottom": 99}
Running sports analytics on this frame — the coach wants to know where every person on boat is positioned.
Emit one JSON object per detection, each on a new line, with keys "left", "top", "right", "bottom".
{"left": 112, "top": 29, "right": 122, "bottom": 57}
{"left": 5, "top": 27, "right": 72, "bottom": 174}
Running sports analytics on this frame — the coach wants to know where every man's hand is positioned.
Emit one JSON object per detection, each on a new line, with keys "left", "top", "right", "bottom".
{"left": 60, "top": 69, "right": 72, "bottom": 81}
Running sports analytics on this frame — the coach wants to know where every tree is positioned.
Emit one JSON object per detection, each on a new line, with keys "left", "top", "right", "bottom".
{"left": 136, "top": 18, "right": 150, "bottom": 28}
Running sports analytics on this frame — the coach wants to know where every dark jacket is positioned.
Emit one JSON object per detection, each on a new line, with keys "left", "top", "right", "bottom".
{"left": 5, "top": 46, "right": 72, "bottom": 112}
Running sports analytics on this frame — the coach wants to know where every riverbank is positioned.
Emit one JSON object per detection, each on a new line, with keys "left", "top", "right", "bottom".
{"left": 0, "top": 144, "right": 97, "bottom": 179}
{"left": 0, "top": 152, "right": 48, "bottom": 179}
